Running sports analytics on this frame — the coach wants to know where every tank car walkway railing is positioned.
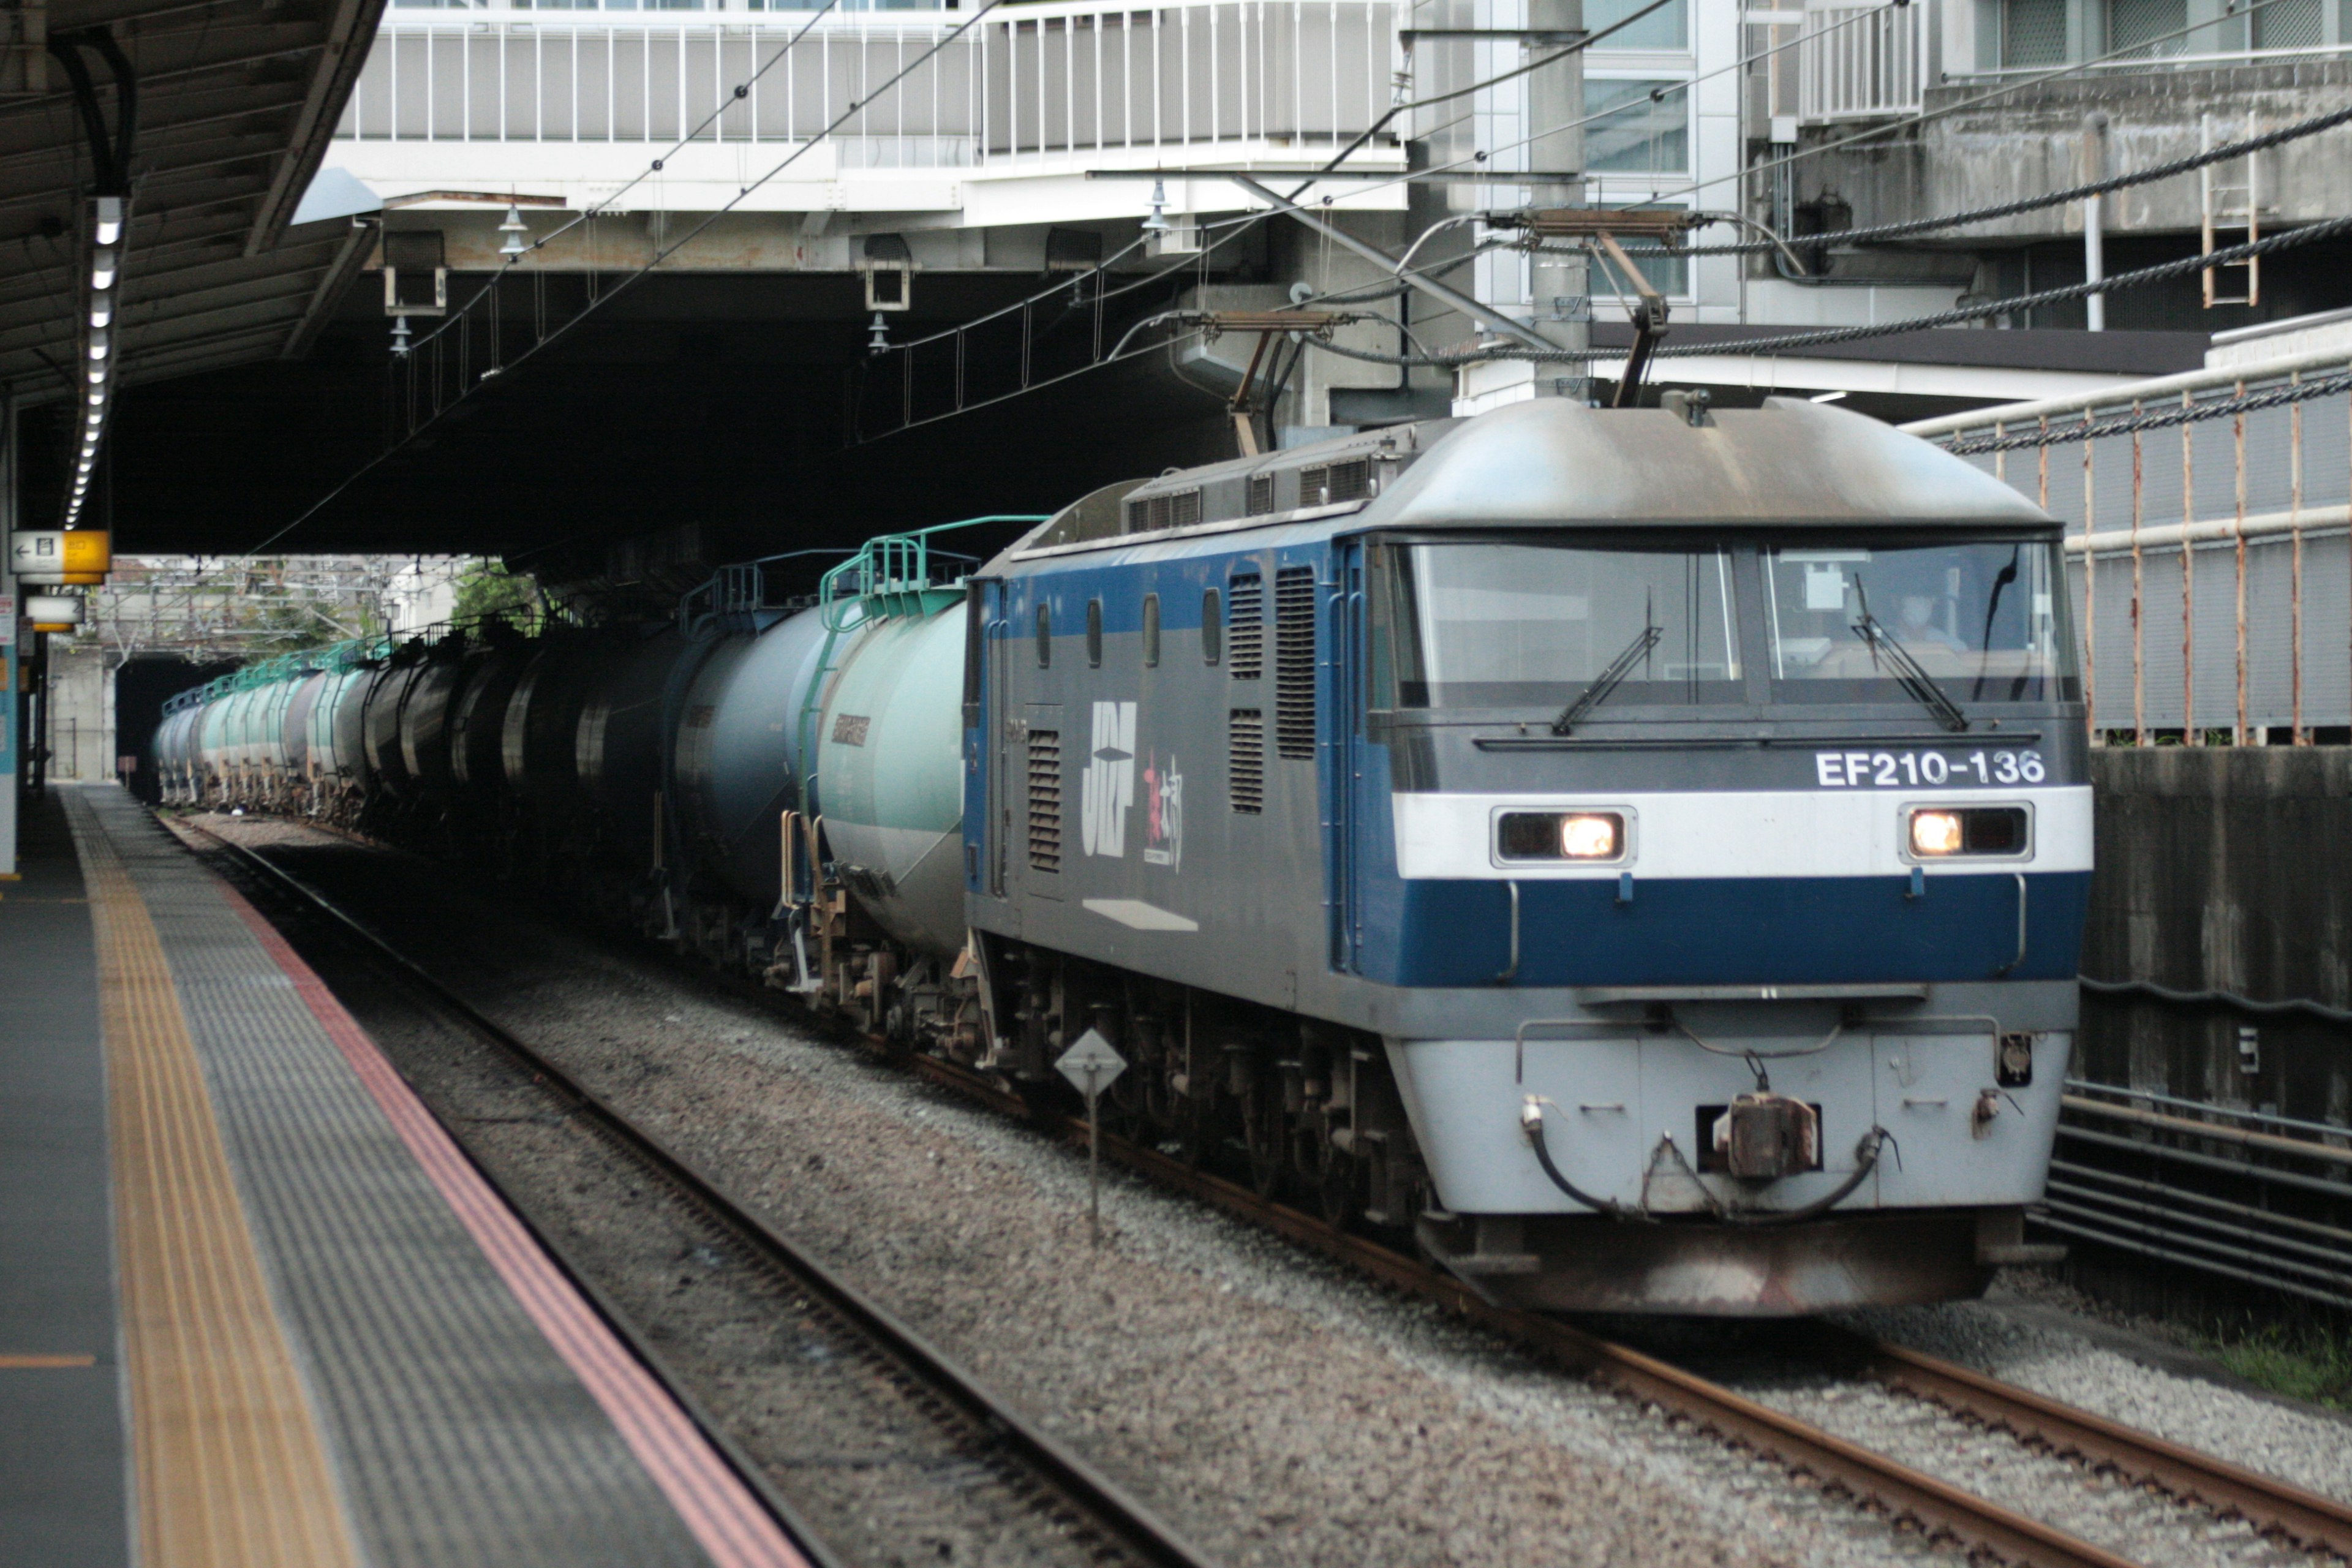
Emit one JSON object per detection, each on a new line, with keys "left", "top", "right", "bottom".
{"left": 1904, "top": 349, "right": 2352, "bottom": 744}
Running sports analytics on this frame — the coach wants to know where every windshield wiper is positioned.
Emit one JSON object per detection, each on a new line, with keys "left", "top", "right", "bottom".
{"left": 1851, "top": 598, "right": 1970, "bottom": 733}
{"left": 1552, "top": 614, "right": 1664, "bottom": 735}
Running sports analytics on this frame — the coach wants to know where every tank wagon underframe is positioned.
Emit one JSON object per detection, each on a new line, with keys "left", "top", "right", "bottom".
{"left": 154, "top": 397, "right": 2091, "bottom": 1317}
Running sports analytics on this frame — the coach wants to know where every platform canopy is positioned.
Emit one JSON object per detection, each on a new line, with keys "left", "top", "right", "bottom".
{"left": 0, "top": 0, "right": 385, "bottom": 403}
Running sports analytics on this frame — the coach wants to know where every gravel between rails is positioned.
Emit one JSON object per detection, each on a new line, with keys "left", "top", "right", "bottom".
{"left": 187, "top": 812, "right": 2336, "bottom": 1568}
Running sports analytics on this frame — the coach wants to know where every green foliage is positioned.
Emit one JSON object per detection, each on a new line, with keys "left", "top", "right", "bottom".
{"left": 247, "top": 594, "right": 379, "bottom": 655}
{"left": 2207, "top": 1321, "right": 2352, "bottom": 1408}
{"left": 454, "top": 559, "right": 541, "bottom": 633}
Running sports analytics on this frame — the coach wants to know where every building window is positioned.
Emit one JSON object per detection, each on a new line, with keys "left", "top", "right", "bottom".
{"left": 1587, "top": 0, "right": 1686, "bottom": 49}
{"left": 2255, "top": 0, "right": 2324, "bottom": 48}
{"left": 2002, "top": 0, "right": 2068, "bottom": 66}
{"left": 1583, "top": 80, "right": 1689, "bottom": 175}
{"left": 2106, "top": 0, "right": 2185, "bottom": 56}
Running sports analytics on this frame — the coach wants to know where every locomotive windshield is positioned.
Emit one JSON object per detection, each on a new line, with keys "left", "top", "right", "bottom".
{"left": 1368, "top": 533, "right": 2079, "bottom": 715}
{"left": 1373, "top": 540, "right": 1743, "bottom": 709}
{"left": 1764, "top": 540, "right": 2076, "bottom": 706}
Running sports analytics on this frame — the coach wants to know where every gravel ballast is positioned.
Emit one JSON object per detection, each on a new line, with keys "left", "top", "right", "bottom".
{"left": 191, "top": 814, "right": 2352, "bottom": 1567}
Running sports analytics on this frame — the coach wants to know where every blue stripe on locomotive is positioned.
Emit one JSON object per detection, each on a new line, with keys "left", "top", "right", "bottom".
{"left": 967, "top": 525, "right": 2090, "bottom": 995}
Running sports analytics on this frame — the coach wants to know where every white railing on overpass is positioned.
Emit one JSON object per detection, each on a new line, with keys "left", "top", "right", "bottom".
{"left": 1795, "top": 0, "right": 1925, "bottom": 123}
{"left": 335, "top": 0, "right": 1398, "bottom": 165}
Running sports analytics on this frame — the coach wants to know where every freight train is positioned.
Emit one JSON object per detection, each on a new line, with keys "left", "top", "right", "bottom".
{"left": 155, "top": 395, "right": 2089, "bottom": 1315}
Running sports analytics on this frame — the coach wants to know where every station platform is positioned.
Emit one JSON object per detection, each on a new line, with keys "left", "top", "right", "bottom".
{"left": 0, "top": 785, "right": 809, "bottom": 1568}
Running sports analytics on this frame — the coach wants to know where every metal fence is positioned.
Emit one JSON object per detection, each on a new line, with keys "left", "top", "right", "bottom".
{"left": 1796, "top": 0, "right": 1925, "bottom": 123}
{"left": 335, "top": 0, "right": 1396, "bottom": 161}
{"left": 1904, "top": 350, "right": 2352, "bottom": 741}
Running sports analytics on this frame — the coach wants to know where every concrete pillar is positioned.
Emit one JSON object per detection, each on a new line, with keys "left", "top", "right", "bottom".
{"left": 0, "top": 392, "right": 17, "bottom": 878}
{"left": 1524, "top": 0, "right": 1590, "bottom": 400}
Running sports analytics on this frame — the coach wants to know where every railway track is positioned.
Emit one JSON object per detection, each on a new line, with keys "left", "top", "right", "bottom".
{"left": 192, "top": 815, "right": 2352, "bottom": 1568}
{"left": 189, "top": 823, "right": 1219, "bottom": 1568}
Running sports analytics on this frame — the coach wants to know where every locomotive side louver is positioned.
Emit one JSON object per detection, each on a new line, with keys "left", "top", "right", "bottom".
{"left": 1228, "top": 710, "right": 1264, "bottom": 813}
{"left": 1275, "top": 567, "right": 1316, "bottom": 760}
{"left": 1124, "top": 488, "right": 1204, "bottom": 533}
{"left": 1028, "top": 731, "right": 1062, "bottom": 872}
{"left": 1296, "top": 458, "right": 1370, "bottom": 507}
{"left": 1246, "top": 474, "right": 1275, "bottom": 515}
{"left": 1228, "top": 573, "right": 1263, "bottom": 679}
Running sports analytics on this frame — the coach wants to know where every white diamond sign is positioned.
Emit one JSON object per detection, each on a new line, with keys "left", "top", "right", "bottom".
{"left": 1055, "top": 1028, "right": 1126, "bottom": 1096}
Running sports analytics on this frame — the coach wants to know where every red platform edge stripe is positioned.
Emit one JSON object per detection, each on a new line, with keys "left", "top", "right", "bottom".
{"left": 220, "top": 886, "right": 811, "bottom": 1568}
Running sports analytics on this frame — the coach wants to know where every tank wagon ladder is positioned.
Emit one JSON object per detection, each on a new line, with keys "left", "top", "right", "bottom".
{"left": 774, "top": 518, "right": 1044, "bottom": 994}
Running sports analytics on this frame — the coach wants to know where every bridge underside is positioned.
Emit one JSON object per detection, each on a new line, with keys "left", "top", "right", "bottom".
{"left": 50, "top": 266, "right": 1257, "bottom": 582}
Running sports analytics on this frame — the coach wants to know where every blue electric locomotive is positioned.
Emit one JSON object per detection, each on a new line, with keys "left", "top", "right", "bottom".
{"left": 959, "top": 394, "right": 2084, "bottom": 1314}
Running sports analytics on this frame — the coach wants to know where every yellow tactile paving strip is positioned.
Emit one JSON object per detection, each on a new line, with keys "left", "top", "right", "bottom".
{"left": 67, "top": 796, "right": 361, "bottom": 1568}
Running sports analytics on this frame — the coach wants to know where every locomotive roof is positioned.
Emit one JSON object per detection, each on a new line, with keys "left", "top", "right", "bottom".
{"left": 998, "top": 396, "right": 2051, "bottom": 565}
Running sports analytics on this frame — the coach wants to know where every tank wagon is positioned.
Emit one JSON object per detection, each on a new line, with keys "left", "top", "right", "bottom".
{"left": 158, "top": 396, "right": 2090, "bottom": 1315}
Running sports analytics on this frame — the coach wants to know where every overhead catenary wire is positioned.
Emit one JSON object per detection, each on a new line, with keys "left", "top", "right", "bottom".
{"left": 1283, "top": 214, "right": 2352, "bottom": 369}
{"left": 1612, "top": 97, "right": 2352, "bottom": 258}
{"left": 398, "top": 0, "right": 848, "bottom": 366}
{"left": 1940, "top": 370, "right": 2352, "bottom": 455}
{"left": 1370, "top": 0, "right": 2315, "bottom": 270}
{"left": 1615, "top": 0, "right": 2313, "bottom": 214}
{"left": 869, "top": 0, "right": 1686, "bottom": 372}
{"left": 248, "top": 0, "right": 1012, "bottom": 556}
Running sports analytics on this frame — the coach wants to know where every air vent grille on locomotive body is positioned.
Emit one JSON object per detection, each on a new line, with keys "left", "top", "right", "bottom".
{"left": 1125, "top": 488, "right": 1204, "bottom": 533}
{"left": 1027, "top": 731, "right": 1061, "bottom": 871}
{"left": 1298, "top": 458, "right": 1371, "bottom": 507}
{"left": 1227, "top": 710, "right": 1264, "bottom": 813}
{"left": 1227, "top": 574, "right": 1263, "bottom": 679}
{"left": 1246, "top": 474, "right": 1275, "bottom": 515}
{"left": 1275, "top": 567, "right": 1317, "bottom": 760}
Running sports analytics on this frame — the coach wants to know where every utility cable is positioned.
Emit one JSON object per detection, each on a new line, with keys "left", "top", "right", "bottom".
{"left": 874, "top": 0, "right": 1683, "bottom": 369}
{"left": 400, "top": 0, "right": 848, "bottom": 365}
{"left": 1612, "top": 98, "right": 2352, "bottom": 258}
{"left": 1940, "top": 369, "right": 2352, "bottom": 454}
{"left": 1645, "top": 216, "right": 2352, "bottom": 358}
{"left": 249, "top": 0, "right": 1010, "bottom": 555}
{"left": 1283, "top": 212, "right": 2352, "bottom": 368}
{"left": 1619, "top": 0, "right": 2310, "bottom": 213}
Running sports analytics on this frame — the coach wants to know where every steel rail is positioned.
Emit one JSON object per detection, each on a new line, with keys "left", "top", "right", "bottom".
{"left": 881, "top": 1055, "right": 2149, "bottom": 1568}
{"left": 1820, "top": 1327, "right": 2352, "bottom": 1559}
{"left": 183, "top": 815, "right": 2334, "bottom": 1568}
{"left": 189, "top": 825, "right": 1223, "bottom": 1568}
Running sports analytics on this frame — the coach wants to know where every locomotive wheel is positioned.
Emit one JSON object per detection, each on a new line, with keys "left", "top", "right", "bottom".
{"left": 1168, "top": 1098, "right": 1212, "bottom": 1169}
{"left": 1317, "top": 1153, "right": 1360, "bottom": 1227}
{"left": 1242, "top": 1082, "right": 1287, "bottom": 1199}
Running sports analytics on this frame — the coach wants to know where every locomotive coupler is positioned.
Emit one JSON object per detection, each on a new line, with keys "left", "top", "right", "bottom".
{"left": 1713, "top": 1093, "right": 1821, "bottom": 1182}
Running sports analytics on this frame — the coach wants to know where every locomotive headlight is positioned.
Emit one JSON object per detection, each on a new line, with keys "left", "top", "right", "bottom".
{"left": 1498, "top": 810, "right": 1627, "bottom": 862}
{"left": 1560, "top": 814, "right": 1621, "bottom": 859}
{"left": 1910, "top": 809, "right": 1965, "bottom": 857}
{"left": 1906, "top": 805, "right": 2030, "bottom": 859}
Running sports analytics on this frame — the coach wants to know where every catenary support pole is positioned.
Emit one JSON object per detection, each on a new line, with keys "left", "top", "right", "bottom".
{"left": 1525, "top": 0, "right": 1591, "bottom": 394}
{"left": 0, "top": 391, "right": 17, "bottom": 879}
{"left": 2084, "top": 113, "right": 2109, "bottom": 332}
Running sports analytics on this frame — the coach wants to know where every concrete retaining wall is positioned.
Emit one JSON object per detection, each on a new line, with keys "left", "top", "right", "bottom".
{"left": 2081, "top": 745, "right": 2352, "bottom": 1123}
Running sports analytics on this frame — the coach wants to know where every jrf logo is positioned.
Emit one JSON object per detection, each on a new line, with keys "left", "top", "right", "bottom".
{"left": 1080, "top": 701, "right": 1136, "bottom": 857}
